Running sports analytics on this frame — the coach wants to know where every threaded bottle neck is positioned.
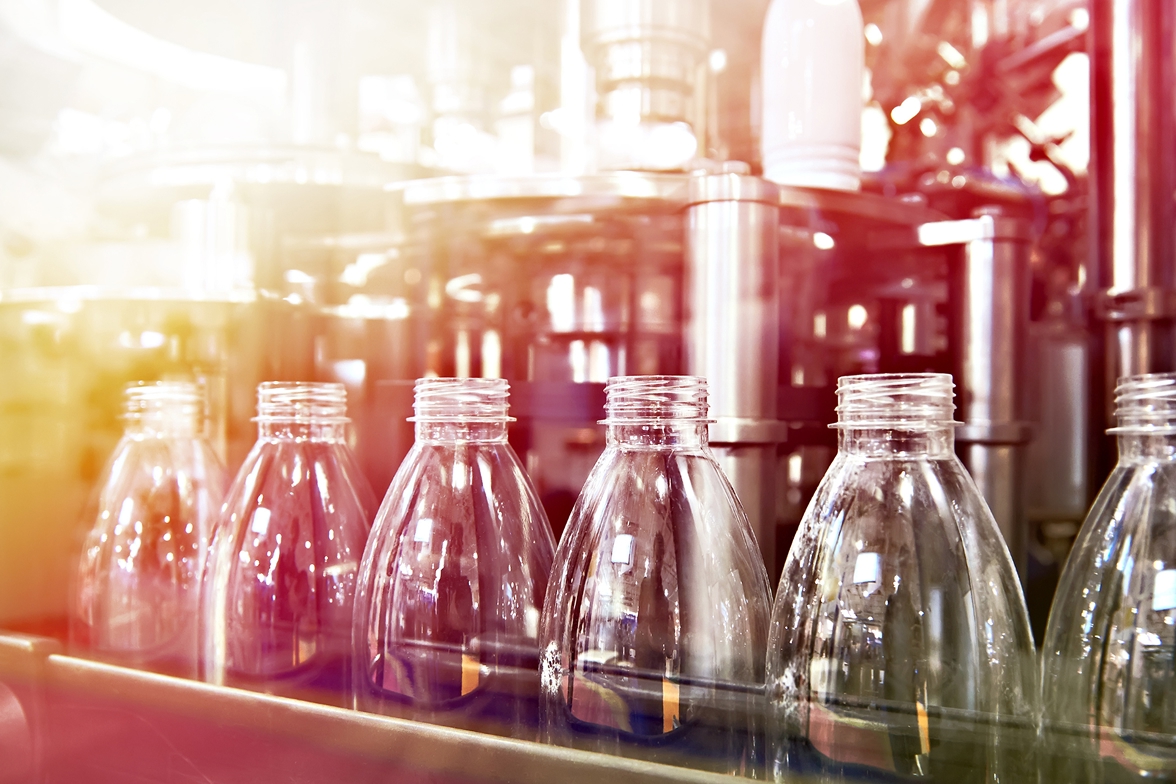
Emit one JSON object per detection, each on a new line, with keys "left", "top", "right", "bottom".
{"left": 834, "top": 373, "right": 957, "bottom": 456}
{"left": 603, "top": 375, "right": 710, "bottom": 449}
{"left": 1111, "top": 373, "right": 1176, "bottom": 434}
{"left": 255, "top": 382, "right": 348, "bottom": 441}
{"left": 410, "top": 378, "right": 512, "bottom": 443}
{"left": 124, "top": 381, "right": 204, "bottom": 438}
{"left": 1110, "top": 373, "right": 1176, "bottom": 459}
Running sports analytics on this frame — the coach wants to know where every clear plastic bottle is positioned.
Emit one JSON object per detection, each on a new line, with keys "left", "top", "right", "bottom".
{"left": 768, "top": 373, "right": 1036, "bottom": 782}
{"left": 352, "top": 378, "right": 554, "bottom": 738}
{"left": 72, "top": 381, "right": 225, "bottom": 677}
{"left": 200, "top": 382, "right": 376, "bottom": 706}
{"left": 1042, "top": 373, "right": 1176, "bottom": 783}
{"left": 540, "top": 375, "right": 772, "bottom": 775}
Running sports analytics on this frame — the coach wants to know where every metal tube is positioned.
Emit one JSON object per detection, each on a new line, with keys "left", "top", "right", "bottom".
{"left": 1091, "top": 0, "right": 1176, "bottom": 390}
{"left": 580, "top": 0, "right": 709, "bottom": 127}
{"left": 945, "top": 210, "right": 1033, "bottom": 576}
{"left": 685, "top": 163, "right": 783, "bottom": 573}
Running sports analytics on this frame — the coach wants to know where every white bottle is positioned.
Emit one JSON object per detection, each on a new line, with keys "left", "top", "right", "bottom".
{"left": 761, "top": 0, "right": 864, "bottom": 191}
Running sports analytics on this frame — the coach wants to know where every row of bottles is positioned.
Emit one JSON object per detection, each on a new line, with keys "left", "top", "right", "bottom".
{"left": 73, "top": 381, "right": 377, "bottom": 702}
{"left": 70, "top": 370, "right": 1176, "bottom": 780}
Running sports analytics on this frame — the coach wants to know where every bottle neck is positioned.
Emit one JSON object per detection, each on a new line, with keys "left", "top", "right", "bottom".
{"left": 416, "top": 420, "right": 508, "bottom": 444}
{"left": 838, "top": 426, "right": 955, "bottom": 458}
{"left": 602, "top": 375, "right": 710, "bottom": 450}
{"left": 1118, "top": 433, "right": 1176, "bottom": 462}
{"left": 258, "top": 420, "right": 347, "bottom": 442}
{"left": 607, "top": 422, "right": 708, "bottom": 450}
{"left": 127, "top": 412, "right": 202, "bottom": 439}
{"left": 410, "top": 377, "right": 512, "bottom": 444}
{"left": 123, "top": 382, "right": 204, "bottom": 439}
{"left": 254, "top": 381, "right": 348, "bottom": 443}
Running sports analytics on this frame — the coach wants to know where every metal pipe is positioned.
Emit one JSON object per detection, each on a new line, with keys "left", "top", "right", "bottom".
{"left": 685, "top": 163, "right": 784, "bottom": 573}
{"left": 1091, "top": 0, "right": 1176, "bottom": 392}
{"left": 949, "top": 209, "right": 1033, "bottom": 576}
{"left": 580, "top": 0, "right": 709, "bottom": 127}
{"left": 921, "top": 212, "right": 1032, "bottom": 574}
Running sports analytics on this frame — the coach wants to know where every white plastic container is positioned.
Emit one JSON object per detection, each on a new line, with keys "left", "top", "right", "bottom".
{"left": 761, "top": 0, "right": 864, "bottom": 191}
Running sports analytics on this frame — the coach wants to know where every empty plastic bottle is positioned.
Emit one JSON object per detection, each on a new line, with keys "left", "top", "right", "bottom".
{"left": 201, "top": 382, "right": 375, "bottom": 706}
{"left": 1042, "top": 373, "right": 1176, "bottom": 783}
{"left": 767, "top": 373, "right": 1036, "bottom": 782}
{"left": 352, "top": 378, "right": 554, "bottom": 738}
{"left": 72, "top": 381, "right": 225, "bottom": 677}
{"left": 540, "top": 375, "right": 772, "bottom": 775}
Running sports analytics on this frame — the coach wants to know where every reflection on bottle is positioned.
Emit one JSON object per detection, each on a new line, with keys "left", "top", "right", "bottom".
{"left": 201, "top": 382, "right": 375, "bottom": 706}
{"left": 354, "top": 378, "right": 554, "bottom": 738}
{"left": 541, "top": 375, "right": 772, "bottom": 775}
{"left": 72, "top": 381, "right": 225, "bottom": 678}
{"left": 1043, "top": 373, "right": 1176, "bottom": 783}
{"left": 768, "top": 374, "right": 1036, "bottom": 783}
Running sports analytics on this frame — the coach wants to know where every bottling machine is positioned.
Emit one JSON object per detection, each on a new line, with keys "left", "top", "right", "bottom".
{"left": 0, "top": 0, "right": 1169, "bottom": 780}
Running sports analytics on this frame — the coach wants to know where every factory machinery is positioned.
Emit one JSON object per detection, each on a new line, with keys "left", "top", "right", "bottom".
{"left": 0, "top": 0, "right": 1172, "bottom": 780}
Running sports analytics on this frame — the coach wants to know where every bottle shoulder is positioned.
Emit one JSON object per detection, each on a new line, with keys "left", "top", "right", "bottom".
{"left": 552, "top": 445, "right": 772, "bottom": 605}
{"left": 772, "top": 450, "right": 1035, "bottom": 689}
{"left": 366, "top": 439, "right": 555, "bottom": 559}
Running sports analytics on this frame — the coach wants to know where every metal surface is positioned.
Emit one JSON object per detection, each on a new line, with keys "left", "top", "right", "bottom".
{"left": 1090, "top": 0, "right": 1176, "bottom": 390}
{"left": 0, "top": 680, "right": 32, "bottom": 784}
{"left": 782, "top": 186, "right": 947, "bottom": 227}
{"left": 951, "top": 209, "right": 1032, "bottom": 575}
{"left": 0, "top": 634, "right": 58, "bottom": 784}
{"left": 686, "top": 168, "right": 782, "bottom": 571}
{"left": 396, "top": 171, "right": 949, "bottom": 228}
{"left": 580, "top": 0, "right": 710, "bottom": 127}
{"left": 395, "top": 171, "right": 691, "bottom": 205}
{"left": 916, "top": 216, "right": 1032, "bottom": 247}
{"left": 688, "top": 161, "right": 776, "bottom": 204}
{"left": 0, "top": 634, "right": 785, "bottom": 784}
{"left": 1026, "top": 315, "right": 1092, "bottom": 524}
{"left": 958, "top": 441, "right": 1024, "bottom": 566}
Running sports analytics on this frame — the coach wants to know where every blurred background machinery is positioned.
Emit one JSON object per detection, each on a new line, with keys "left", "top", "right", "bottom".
{"left": 0, "top": 0, "right": 1159, "bottom": 651}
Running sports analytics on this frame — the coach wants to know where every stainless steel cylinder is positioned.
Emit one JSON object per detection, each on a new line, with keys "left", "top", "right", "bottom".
{"left": 685, "top": 163, "right": 783, "bottom": 572}
{"left": 580, "top": 0, "right": 710, "bottom": 126}
{"left": 1026, "top": 312, "right": 1091, "bottom": 525}
{"left": 1091, "top": 0, "right": 1176, "bottom": 392}
{"left": 951, "top": 209, "right": 1033, "bottom": 576}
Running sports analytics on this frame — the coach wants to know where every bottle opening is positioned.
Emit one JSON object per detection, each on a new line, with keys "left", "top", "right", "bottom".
{"left": 123, "top": 381, "right": 204, "bottom": 425}
{"left": 1109, "top": 373, "right": 1176, "bottom": 435}
{"left": 409, "top": 378, "right": 513, "bottom": 423}
{"left": 833, "top": 373, "right": 958, "bottom": 430}
{"left": 602, "top": 375, "right": 710, "bottom": 424}
{"left": 255, "top": 382, "right": 348, "bottom": 423}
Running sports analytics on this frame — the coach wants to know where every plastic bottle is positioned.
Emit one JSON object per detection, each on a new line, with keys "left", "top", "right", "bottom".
{"left": 201, "top": 382, "right": 376, "bottom": 706}
{"left": 1042, "top": 373, "right": 1176, "bottom": 783}
{"left": 540, "top": 375, "right": 772, "bottom": 775}
{"left": 768, "top": 373, "right": 1036, "bottom": 781}
{"left": 72, "top": 381, "right": 225, "bottom": 677}
{"left": 352, "top": 377, "right": 555, "bottom": 738}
